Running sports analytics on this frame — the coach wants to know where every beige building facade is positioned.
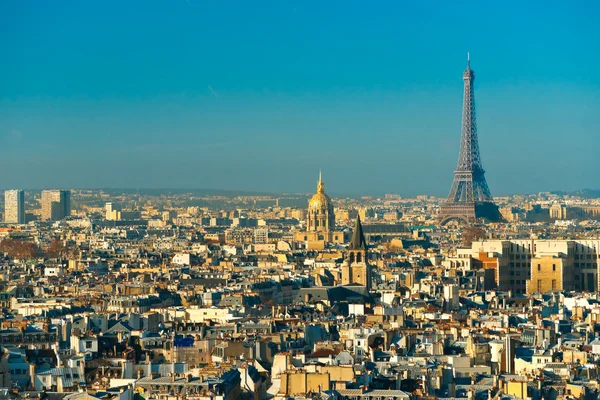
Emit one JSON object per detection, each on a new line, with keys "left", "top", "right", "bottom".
{"left": 468, "top": 239, "right": 600, "bottom": 294}
{"left": 295, "top": 173, "right": 344, "bottom": 245}
{"left": 41, "top": 190, "right": 71, "bottom": 221}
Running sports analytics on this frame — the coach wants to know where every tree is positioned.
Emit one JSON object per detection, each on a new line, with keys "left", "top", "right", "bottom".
{"left": 461, "top": 226, "right": 487, "bottom": 247}
{"left": 45, "top": 238, "right": 68, "bottom": 259}
{"left": 0, "top": 238, "right": 40, "bottom": 259}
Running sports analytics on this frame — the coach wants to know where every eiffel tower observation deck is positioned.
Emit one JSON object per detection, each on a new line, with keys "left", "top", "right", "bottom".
{"left": 439, "top": 55, "right": 503, "bottom": 225}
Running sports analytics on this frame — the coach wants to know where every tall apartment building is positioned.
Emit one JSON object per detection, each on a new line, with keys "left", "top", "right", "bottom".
{"left": 4, "top": 190, "right": 25, "bottom": 224}
{"left": 464, "top": 240, "right": 600, "bottom": 294}
{"left": 41, "top": 190, "right": 71, "bottom": 221}
{"left": 105, "top": 202, "right": 121, "bottom": 221}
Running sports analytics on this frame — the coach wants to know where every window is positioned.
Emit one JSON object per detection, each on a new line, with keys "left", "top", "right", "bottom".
{"left": 552, "top": 280, "right": 557, "bottom": 290}
{"left": 537, "top": 264, "right": 541, "bottom": 271}
{"left": 86, "top": 341, "right": 92, "bottom": 349}
{"left": 537, "top": 280, "right": 542, "bottom": 292}
{"left": 552, "top": 264, "right": 556, "bottom": 271}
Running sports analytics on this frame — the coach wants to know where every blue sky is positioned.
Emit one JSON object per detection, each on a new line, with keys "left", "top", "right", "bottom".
{"left": 0, "top": 1, "right": 598, "bottom": 196}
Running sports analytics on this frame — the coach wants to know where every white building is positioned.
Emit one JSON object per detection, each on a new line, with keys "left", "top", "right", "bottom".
{"left": 4, "top": 190, "right": 25, "bottom": 224}
{"left": 173, "top": 253, "right": 191, "bottom": 266}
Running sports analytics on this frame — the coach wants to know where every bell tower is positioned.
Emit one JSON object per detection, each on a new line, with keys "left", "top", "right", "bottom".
{"left": 342, "top": 215, "right": 372, "bottom": 291}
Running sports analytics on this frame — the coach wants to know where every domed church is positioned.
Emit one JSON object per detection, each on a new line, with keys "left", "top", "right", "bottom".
{"left": 295, "top": 172, "right": 345, "bottom": 248}
{"left": 307, "top": 171, "right": 335, "bottom": 232}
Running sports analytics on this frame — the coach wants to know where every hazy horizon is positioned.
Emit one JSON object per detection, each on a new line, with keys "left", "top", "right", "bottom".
{"left": 1, "top": 186, "right": 598, "bottom": 200}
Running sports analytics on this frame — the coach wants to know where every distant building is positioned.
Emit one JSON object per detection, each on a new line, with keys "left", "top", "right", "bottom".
{"left": 295, "top": 172, "right": 345, "bottom": 246}
{"left": 383, "top": 210, "right": 401, "bottom": 221}
{"left": 500, "top": 206, "right": 522, "bottom": 222}
{"left": 105, "top": 202, "right": 120, "bottom": 220}
{"left": 105, "top": 202, "right": 142, "bottom": 221}
{"left": 41, "top": 190, "right": 71, "bottom": 221}
{"left": 549, "top": 203, "right": 567, "bottom": 220}
{"left": 307, "top": 172, "right": 335, "bottom": 233}
{"left": 4, "top": 189, "right": 25, "bottom": 224}
{"left": 358, "top": 207, "right": 375, "bottom": 221}
{"left": 254, "top": 228, "right": 269, "bottom": 244}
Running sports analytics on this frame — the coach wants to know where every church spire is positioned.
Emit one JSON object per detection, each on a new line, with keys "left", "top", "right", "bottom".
{"left": 349, "top": 215, "right": 367, "bottom": 250}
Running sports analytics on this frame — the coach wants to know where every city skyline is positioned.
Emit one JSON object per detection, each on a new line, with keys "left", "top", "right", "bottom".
{"left": 1, "top": 4, "right": 600, "bottom": 399}
{"left": 1, "top": 1, "right": 599, "bottom": 196}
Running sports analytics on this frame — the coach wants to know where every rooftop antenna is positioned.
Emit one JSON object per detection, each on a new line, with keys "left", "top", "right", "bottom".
{"left": 467, "top": 52, "right": 470, "bottom": 68}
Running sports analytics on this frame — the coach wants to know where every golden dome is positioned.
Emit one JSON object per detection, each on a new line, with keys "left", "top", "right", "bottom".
{"left": 308, "top": 172, "right": 332, "bottom": 210}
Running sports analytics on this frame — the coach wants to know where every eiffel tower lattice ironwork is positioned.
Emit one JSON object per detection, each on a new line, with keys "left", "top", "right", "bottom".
{"left": 439, "top": 55, "right": 503, "bottom": 225}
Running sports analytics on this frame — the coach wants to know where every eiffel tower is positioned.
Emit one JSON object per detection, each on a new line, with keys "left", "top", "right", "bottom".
{"left": 439, "top": 55, "right": 503, "bottom": 225}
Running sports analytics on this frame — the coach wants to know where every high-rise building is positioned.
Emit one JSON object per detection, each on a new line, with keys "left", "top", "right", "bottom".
{"left": 4, "top": 190, "right": 25, "bottom": 224}
{"left": 41, "top": 190, "right": 71, "bottom": 221}
{"left": 105, "top": 202, "right": 121, "bottom": 221}
{"left": 439, "top": 55, "right": 502, "bottom": 225}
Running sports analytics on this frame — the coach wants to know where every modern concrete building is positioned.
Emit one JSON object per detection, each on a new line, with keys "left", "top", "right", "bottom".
{"left": 466, "top": 239, "right": 600, "bottom": 294}
{"left": 105, "top": 202, "right": 120, "bottom": 220}
{"left": 4, "top": 189, "right": 25, "bottom": 224}
{"left": 41, "top": 190, "right": 71, "bottom": 221}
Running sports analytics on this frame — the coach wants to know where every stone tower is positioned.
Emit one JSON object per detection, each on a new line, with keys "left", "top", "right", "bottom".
{"left": 342, "top": 215, "right": 372, "bottom": 291}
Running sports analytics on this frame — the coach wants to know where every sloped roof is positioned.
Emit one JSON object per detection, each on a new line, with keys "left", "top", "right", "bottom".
{"left": 349, "top": 215, "right": 367, "bottom": 250}
{"left": 105, "top": 321, "right": 133, "bottom": 334}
